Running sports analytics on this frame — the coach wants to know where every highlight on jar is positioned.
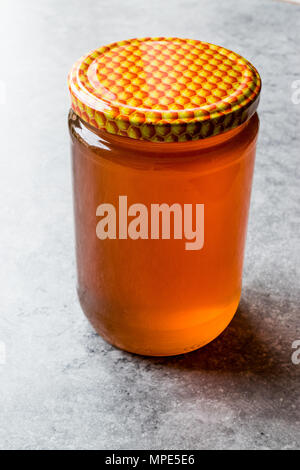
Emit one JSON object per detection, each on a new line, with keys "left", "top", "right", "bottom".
{"left": 67, "top": 37, "right": 261, "bottom": 357}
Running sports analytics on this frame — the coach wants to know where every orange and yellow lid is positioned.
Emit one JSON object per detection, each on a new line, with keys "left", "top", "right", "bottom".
{"left": 68, "top": 37, "right": 261, "bottom": 142}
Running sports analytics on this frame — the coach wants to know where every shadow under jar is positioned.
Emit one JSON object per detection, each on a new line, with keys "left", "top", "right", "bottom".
{"left": 68, "top": 37, "right": 261, "bottom": 356}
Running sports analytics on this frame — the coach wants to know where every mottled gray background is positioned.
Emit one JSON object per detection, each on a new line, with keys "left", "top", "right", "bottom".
{"left": 0, "top": 0, "right": 299, "bottom": 450}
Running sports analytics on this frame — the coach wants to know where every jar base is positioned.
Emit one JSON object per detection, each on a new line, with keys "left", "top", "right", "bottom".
{"left": 78, "top": 289, "right": 240, "bottom": 357}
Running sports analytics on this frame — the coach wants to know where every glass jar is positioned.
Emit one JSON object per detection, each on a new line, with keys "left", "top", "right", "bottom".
{"left": 68, "top": 38, "right": 261, "bottom": 356}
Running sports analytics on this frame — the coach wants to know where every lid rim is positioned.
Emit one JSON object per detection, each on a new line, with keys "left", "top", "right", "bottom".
{"left": 68, "top": 37, "right": 261, "bottom": 142}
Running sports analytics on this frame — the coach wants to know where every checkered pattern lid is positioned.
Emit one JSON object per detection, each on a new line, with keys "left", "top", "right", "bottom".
{"left": 68, "top": 37, "right": 261, "bottom": 142}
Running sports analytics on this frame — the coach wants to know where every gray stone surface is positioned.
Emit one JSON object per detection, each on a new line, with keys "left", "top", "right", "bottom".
{"left": 0, "top": 0, "right": 299, "bottom": 450}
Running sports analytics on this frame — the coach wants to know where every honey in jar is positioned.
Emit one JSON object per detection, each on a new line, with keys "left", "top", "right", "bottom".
{"left": 68, "top": 37, "right": 261, "bottom": 356}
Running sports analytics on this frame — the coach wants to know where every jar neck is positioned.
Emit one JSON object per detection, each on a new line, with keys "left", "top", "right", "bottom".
{"left": 74, "top": 110, "right": 253, "bottom": 155}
